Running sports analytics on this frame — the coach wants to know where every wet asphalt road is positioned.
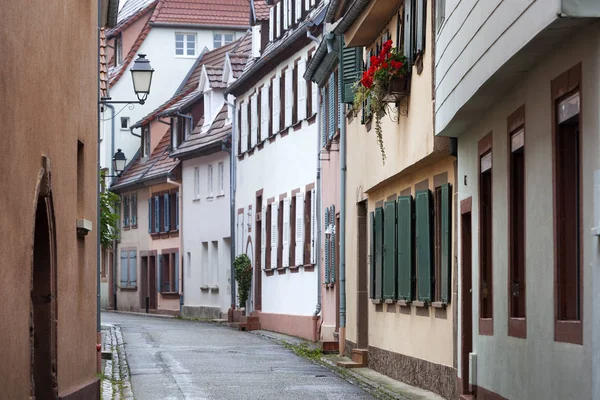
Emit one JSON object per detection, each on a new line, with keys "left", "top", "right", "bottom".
{"left": 101, "top": 312, "right": 375, "bottom": 400}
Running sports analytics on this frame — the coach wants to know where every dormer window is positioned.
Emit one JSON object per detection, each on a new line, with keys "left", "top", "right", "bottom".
{"left": 142, "top": 126, "right": 150, "bottom": 158}
{"left": 184, "top": 114, "right": 192, "bottom": 139}
{"left": 115, "top": 34, "right": 123, "bottom": 66}
{"left": 203, "top": 91, "right": 212, "bottom": 130}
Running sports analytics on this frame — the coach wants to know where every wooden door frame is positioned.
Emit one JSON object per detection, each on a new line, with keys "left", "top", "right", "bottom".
{"left": 460, "top": 197, "right": 473, "bottom": 395}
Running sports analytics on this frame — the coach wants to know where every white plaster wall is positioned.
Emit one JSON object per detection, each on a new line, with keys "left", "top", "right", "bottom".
{"left": 434, "top": 0, "right": 560, "bottom": 134}
{"left": 235, "top": 44, "right": 319, "bottom": 317}
{"left": 182, "top": 152, "right": 232, "bottom": 314}
{"left": 455, "top": 24, "right": 599, "bottom": 399}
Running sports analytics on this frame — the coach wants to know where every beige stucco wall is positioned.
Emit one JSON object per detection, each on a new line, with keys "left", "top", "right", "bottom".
{"left": 455, "top": 22, "right": 599, "bottom": 400}
{"left": 149, "top": 182, "right": 182, "bottom": 313}
{"left": 0, "top": 1, "right": 99, "bottom": 397}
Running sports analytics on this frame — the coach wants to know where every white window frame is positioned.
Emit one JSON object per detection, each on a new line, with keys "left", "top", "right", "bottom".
{"left": 193, "top": 166, "right": 200, "bottom": 200}
{"left": 207, "top": 164, "right": 214, "bottom": 199}
{"left": 213, "top": 32, "right": 235, "bottom": 48}
{"left": 142, "top": 126, "right": 150, "bottom": 157}
{"left": 175, "top": 32, "right": 197, "bottom": 57}
{"left": 115, "top": 34, "right": 123, "bottom": 65}
{"left": 217, "top": 162, "right": 224, "bottom": 196}
{"left": 120, "top": 117, "right": 130, "bottom": 131}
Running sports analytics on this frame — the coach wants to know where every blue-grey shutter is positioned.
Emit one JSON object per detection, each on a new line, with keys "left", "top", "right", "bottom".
{"left": 131, "top": 194, "right": 137, "bottom": 226}
{"left": 129, "top": 250, "right": 137, "bottom": 287}
{"left": 330, "top": 205, "right": 336, "bottom": 283}
{"left": 175, "top": 191, "right": 180, "bottom": 230}
{"left": 328, "top": 74, "right": 335, "bottom": 139}
{"left": 341, "top": 46, "right": 363, "bottom": 104}
{"left": 324, "top": 207, "right": 330, "bottom": 283}
{"left": 148, "top": 198, "right": 152, "bottom": 233}
{"left": 157, "top": 255, "right": 162, "bottom": 293}
{"left": 123, "top": 196, "right": 129, "bottom": 227}
{"left": 337, "top": 74, "right": 343, "bottom": 131}
{"left": 321, "top": 88, "right": 327, "bottom": 147}
{"left": 441, "top": 184, "right": 451, "bottom": 303}
{"left": 164, "top": 193, "right": 170, "bottom": 232}
{"left": 120, "top": 250, "right": 128, "bottom": 287}
{"left": 174, "top": 252, "right": 180, "bottom": 293}
{"left": 404, "top": 0, "right": 414, "bottom": 64}
{"left": 154, "top": 195, "right": 160, "bottom": 233}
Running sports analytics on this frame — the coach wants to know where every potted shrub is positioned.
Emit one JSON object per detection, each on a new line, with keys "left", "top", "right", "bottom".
{"left": 233, "top": 254, "right": 252, "bottom": 310}
{"left": 353, "top": 40, "right": 409, "bottom": 163}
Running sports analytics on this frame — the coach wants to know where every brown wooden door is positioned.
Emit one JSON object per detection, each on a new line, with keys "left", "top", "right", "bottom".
{"left": 140, "top": 257, "right": 148, "bottom": 310}
{"left": 460, "top": 203, "right": 473, "bottom": 395}
{"left": 149, "top": 256, "right": 157, "bottom": 310}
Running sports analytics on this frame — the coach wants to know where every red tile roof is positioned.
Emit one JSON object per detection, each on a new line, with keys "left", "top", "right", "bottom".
{"left": 107, "top": 0, "right": 157, "bottom": 38}
{"left": 100, "top": 28, "right": 109, "bottom": 98}
{"left": 151, "top": 0, "right": 251, "bottom": 28}
{"left": 170, "top": 104, "right": 231, "bottom": 158}
{"left": 131, "top": 89, "right": 192, "bottom": 128}
{"left": 252, "top": 1, "right": 271, "bottom": 22}
{"left": 111, "top": 129, "right": 179, "bottom": 191}
{"left": 109, "top": 15, "right": 152, "bottom": 86}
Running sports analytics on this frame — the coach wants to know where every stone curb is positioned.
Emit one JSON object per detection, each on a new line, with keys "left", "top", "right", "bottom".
{"left": 101, "top": 324, "right": 134, "bottom": 400}
{"left": 102, "top": 309, "right": 176, "bottom": 319}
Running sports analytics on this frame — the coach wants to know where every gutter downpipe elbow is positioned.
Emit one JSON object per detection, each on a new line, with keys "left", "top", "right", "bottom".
{"left": 339, "top": 37, "right": 347, "bottom": 356}
{"left": 225, "top": 98, "right": 237, "bottom": 309}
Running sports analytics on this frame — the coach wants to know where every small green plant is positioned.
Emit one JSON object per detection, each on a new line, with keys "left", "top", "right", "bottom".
{"left": 283, "top": 341, "right": 323, "bottom": 360}
{"left": 100, "top": 170, "right": 120, "bottom": 248}
{"left": 233, "top": 254, "right": 252, "bottom": 308}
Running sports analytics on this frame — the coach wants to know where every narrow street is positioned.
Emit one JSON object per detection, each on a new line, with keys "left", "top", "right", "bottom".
{"left": 101, "top": 312, "right": 376, "bottom": 400}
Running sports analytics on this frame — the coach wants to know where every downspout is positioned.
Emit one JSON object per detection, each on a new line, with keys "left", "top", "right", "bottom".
{"left": 307, "top": 32, "right": 322, "bottom": 318}
{"left": 96, "top": 0, "right": 102, "bottom": 372}
{"left": 225, "top": 99, "right": 237, "bottom": 309}
{"left": 166, "top": 176, "right": 182, "bottom": 314}
{"left": 103, "top": 104, "right": 118, "bottom": 311}
{"left": 338, "top": 37, "right": 347, "bottom": 356}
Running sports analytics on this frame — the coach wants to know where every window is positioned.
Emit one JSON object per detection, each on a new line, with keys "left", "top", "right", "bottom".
{"left": 131, "top": 193, "right": 138, "bottom": 227}
{"left": 553, "top": 65, "right": 582, "bottom": 344}
{"left": 508, "top": 107, "right": 526, "bottom": 338}
{"left": 213, "top": 32, "right": 234, "bottom": 48}
{"left": 159, "top": 251, "right": 179, "bottom": 293}
{"left": 207, "top": 165, "right": 214, "bottom": 198}
{"left": 218, "top": 162, "right": 224, "bottom": 195}
{"left": 123, "top": 195, "right": 130, "bottom": 228}
{"left": 436, "top": 0, "right": 446, "bottom": 33}
{"left": 172, "top": 117, "right": 184, "bottom": 150}
{"left": 176, "top": 33, "right": 196, "bottom": 56}
{"left": 184, "top": 114, "right": 192, "bottom": 139}
{"left": 266, "top": 203, "right": 272, "bottom": 269}
{"left": 115, "top": 34, "right": 123, "bottom": 66}
{"left": 304, "top": 188, "right": 316, "bottom": 264}
{"left": 194, "top": 166, "right": 200, "bottom": 200}
{"left": 149, "top": 191, "right": 178, "bottom": 235}
{"left": 479, "top": 133, "right": 493, "bottom": 335}
{"left": 277, "top": 199, "right": 284, "bottom": 268}
{"left": 120, "top": 117, "right": 130, "bottom": 130}
{"left": 142, "top": 126, "right": 151, "bottom": 157}
{"left": 119, "top": 249, "right": 137, "bottom": 288}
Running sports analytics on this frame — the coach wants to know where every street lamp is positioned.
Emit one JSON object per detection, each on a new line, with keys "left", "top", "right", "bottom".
{"left": 100, "top": 53, "right": 155, "bottom": 105}
{"left": 109, "top": 149, "right": 127, "bottom": 177}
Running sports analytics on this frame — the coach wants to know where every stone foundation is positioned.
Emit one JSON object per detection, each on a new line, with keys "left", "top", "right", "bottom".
{"left": 182, "top": 305, "right": 223, "bottom": 319}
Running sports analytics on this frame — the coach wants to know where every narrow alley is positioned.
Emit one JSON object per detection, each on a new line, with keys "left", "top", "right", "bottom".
{"left": 101, "top": 312, "right": 376, "bottom": 400}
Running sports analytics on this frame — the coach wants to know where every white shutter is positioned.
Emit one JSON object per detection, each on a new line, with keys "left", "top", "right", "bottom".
{"left": 261, "top": 205, "right": 267, "bottom": 270}
{"left": 269, "top": 7, "right": 274, "bottom": 42}
{"left": 261, "top": 85, "right": 269, "bottom": 141}
{"left": 272, "top": 76, "right": 280, "bottom": 133}
{"left": 305, "top": 0, "right": 310, "bottom": 11}
{"left": 283, "top": 0, "right": 289, "bottom": 30}
{"left": 283, "top": 197, "right": 290, "bottom": 267}
{"left": 311, "top": 82, "right": 318, "bottom": 116}
{"left": 250, "top": 95, "right": 258, "bottom": 147}
{"left": 237, "top": 212, "right": 244, "bottom": 255}
{"left": 271, "top": 203, "right": 278, "bottom": 269}
{"left": 288, "top": 0, "right": 293, "bottom": 27}
{"left": 241, "top": 102, "right": 248, "bottom": 153}
{"left": 297, "top": 60, "right": 307, "bottom": 121}
{"left": 310, "top": 0, "right": 315, "bottom": 6}
{"left": 295, "top": 193, "right": 304, "bottom": 266}
{"left": 295, "top": 0, "right": 302, "bottom": 23}
{"left": 310, "top": 188, "right": 316, "bottom": 264}
{"left": 284, "top": 69, "right": 293, "bottom": 127}
{"left": 276, "top": 2, "right": 281, "bottom": 37}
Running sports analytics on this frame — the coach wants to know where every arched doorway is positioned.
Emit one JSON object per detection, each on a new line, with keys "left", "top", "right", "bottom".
{"left": 31, "top": 187, "right": 58, "bottom": 398}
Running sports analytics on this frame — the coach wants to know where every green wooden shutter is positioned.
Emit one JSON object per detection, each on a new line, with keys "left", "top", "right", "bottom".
{"left": 164, "top": 193, "right": 170, "bottom": 232}
{"left": 441, "top": 183, "right": 451, "bottom": 303}
{"left": 341, "top": 46, "right": 363, "bottom": 104}
{"left": 328, "top": 74, "right": 335, "bottom": 139}
{"left": 404, "top": 0, "right": 414, "bottom": 64}
{"left": 383, "top": 201, "right": 397, "bottom": 299}
{"left": 416, "top": 190, "right": 432, "bottom": 302}
{"left": 324, "top": 207, "right": 330, "bottom": 283}
{"left": 330, "top": 205, "right": 336, "bottom": 283}
{"left": 120, "top": 250, "right": 128, "bottom": 287}
{"left": 370, "top": 211, "right": 375, "bottom": 298}
{"left": 397, "top": 195, "right": 413, "bottom": 300}
{"left": 374, "top": 207, "right": 383, "bottom": 299}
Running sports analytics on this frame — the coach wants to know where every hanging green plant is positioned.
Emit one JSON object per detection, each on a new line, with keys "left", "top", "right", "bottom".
{"left": 353, "top": 40, "right": 408, "bottom": 164}
{"left": 233, "top": 254, "right": 253, "bottom": 308}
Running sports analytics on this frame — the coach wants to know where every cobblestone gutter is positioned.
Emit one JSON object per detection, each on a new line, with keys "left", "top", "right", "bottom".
{"left": 101, "top": 324, "right": 134, "bottom": 400}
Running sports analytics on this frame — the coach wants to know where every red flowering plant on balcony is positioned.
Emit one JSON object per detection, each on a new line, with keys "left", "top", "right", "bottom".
{"left": 353, "top": 40, "right": 408, "bottom": 163}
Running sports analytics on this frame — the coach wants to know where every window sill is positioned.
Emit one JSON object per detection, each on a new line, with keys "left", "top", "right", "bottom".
{"left": 264, "top": 268, "right": 275, "bottom": 276}
{"left": 119, "top": 286, "right": 138, "bottom": 291}
{"left": 397, "top": 299, "right": 411, "bottom": 307}
{"left": 371, "top": 299, "right": 382, "bottom": 305}
{"left": 432, "top": 301, "right": 447, "bottom": 309}
{"left": 307, "top": 114, "right": 317, "bottom": 125}
{"left": 120, "top": 128, "right": 130, "bottom": 131}
{"left": 508, "top": 317, "right": 526, "bottom": 339}
{"left": 217, "top": 193, "right": 225, "bottom": 198}
{"left": 131, "top": 225, "right": 138, "bottom": 229}
{"left": 276, "top": 267, "right": 287, "bottom": 275}
{"left": 169, "top": 230, "right": 179, "bottom": 238}
{"left": 292, "top": 120, "right": 302, "bottom": 131}
{"left": 210, "top": 285, "right": 219, "bottom": 293}
{"left": 289, "top": 265, "right": 300, "bottom": 273}
{"left": 384, "top": 299, "right": 395, "bottom": 304}
{"left": 175, "top": 55, "right": 197, "bottom": 59}
{"left": 160, "top": 291, "right": 180, "bottom": 298}
{"left": 123, "top": 227, "right": 130, "bottom": 231}
{"left": 555, "top": 320, "right": 582, "bottom": 345}
{"left": 413, "top": 301, "right": 428, "bottom": 308}
{"left": 200, "top": 285, "right": 210, "bottom": 291}
{"left": 479, "top": 318, "right": 494, "bottom": 336}
{"left": 193, "top": 197, "right": 201, "bottom": 202}
{"left": 303, "top": 264, "right": 315, "bottom": 272}
{"left": 206, "top": 196, "right": 214, "bottom": 201}
{"left": 280, "top": 128, "right": 290, "bottom": 138}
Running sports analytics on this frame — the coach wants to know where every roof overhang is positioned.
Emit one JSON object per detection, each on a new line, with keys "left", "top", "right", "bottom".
{"left": 101, "top": 0, "right": 119, "bottom": 28}
{"left": 335, "top": 0, "right": 402, "bottom": 47}
{"left": 304, "top": 34, "right": 340, "bottom": 87}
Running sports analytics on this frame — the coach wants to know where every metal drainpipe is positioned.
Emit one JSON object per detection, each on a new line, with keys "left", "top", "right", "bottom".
{"left": 338, "top": 38, "right": 347, "bottom": 355}
{"left": 96, "top": 0, "right": 102, "bottom": 372}
{"left": 167, "top": 177, "right": 182, "bottom": 314}
{"left": 225, "top": 99, "right": 237, "bottom": 308}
